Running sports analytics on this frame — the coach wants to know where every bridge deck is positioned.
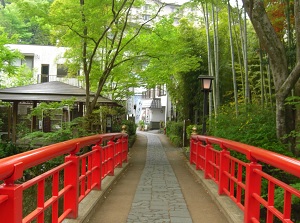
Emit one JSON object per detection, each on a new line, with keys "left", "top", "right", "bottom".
{"left": 65, "top": 131, "right": 243, "bottom": 223}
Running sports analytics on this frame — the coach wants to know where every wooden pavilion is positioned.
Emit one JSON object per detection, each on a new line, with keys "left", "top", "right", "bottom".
{"left": 0, "top": 81, "right": 120, "bottom": 143}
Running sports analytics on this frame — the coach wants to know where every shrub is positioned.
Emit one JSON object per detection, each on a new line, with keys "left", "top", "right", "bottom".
{"left": 208, "top": 104, "right": 292, "bottom": 157}
{"left": 19, "top": 126, "right": 74, "bottom": 148}
{"left": 112, "top": 119, "right": 136, "bottom": 148}
{"left": 0, "top": 142, "right": 23, "bottom": 158}
{"left": 166, "top": 121, "right": 183, "bottom": 147}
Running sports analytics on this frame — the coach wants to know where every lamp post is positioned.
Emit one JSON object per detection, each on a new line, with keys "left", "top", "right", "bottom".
{"left": 198, "top": 75, "right": 214, "bottom": 135}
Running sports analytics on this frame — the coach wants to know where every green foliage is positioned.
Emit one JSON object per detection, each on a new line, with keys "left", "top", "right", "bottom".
{"left": 284, "top": 96, "right": 300, "bottom": 154}
{"left": 69, "top": 117, "right": 91, "bottom": 137}
{"left": 30, "top": 99, "right": 76, "bottom": 119}
{"left": 138, "top": 119, "right": 145, "bottom": 130}
{"left": 0, "top": 28, "right": 23, "bottom": 76}
{"left": 0, "top": 142, "right": 23, "bottom": 158}
{"left": 49, "top": 0, "right": 150, "bottom": 114}
{"left": 120, "top": 119, "right": 137, "bottom": 137}
{"left": 275, "top": 183, "right": 300, "bottom": 206}
{"left": 20, "top": 127, "right": 73, "bottom": 148}
{"left": 208, "top": 104, "right": 300, "bottom": 219}
{"left": 274, "top": 182, "right": 300, "bottom": 222}
{"left": 111, "top": 118, "right": 136, "bottom": 148}
{"left": 208, "top": 104, "right": 293, "bottom": 157}
{"left": 0, "top": 1, "right": 52, "bottom": 44}
{"left": 0, "top": 103, "right": 10, "bottom": 130}
{"left": 3, "top": 64, "right": 35, "bottom": 87}
{"left": 166, "top": 121, "right": 183, "bottom": 147}
{"left": 285, "top": 96, "right": 300, "bottom": 107}
{"left": 0, "top": 27, "right": 35, "bottom": 88}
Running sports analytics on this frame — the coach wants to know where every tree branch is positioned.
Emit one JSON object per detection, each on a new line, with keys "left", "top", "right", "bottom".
{"left": 87, "top": 0, "right": 129, "bottom": 77}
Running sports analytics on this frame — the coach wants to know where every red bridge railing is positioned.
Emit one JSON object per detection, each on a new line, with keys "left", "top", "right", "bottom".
{"left": 0, "top": 133, "right": 128, "bottom": 223}
{"left": 190, "top": 134, "right": 300, "bottom": 223}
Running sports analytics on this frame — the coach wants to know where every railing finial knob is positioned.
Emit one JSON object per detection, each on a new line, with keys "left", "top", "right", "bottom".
{"left": 121, "top": 125, "right": 127, "bottom": 133}
{"left": 191, "top": 126, "right": 197, "bottom": 135}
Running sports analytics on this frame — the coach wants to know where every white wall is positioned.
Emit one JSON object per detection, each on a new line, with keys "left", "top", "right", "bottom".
{"left": 6, "top": 44, "right": 82, "bottom": 87}
{"left": 151, "top": 108, "right": 165, "bottom": 122}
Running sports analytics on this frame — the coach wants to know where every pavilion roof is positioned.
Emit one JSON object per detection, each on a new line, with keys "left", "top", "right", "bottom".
{"left": 0, "top": 81, "right": 121, "bottom": 106}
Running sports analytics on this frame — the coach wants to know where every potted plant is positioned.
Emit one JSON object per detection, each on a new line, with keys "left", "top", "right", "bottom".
{"left": 138, "top": 120, "right": 145, "bottom": 131}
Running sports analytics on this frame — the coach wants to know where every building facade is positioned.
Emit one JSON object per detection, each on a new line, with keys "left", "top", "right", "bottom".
{"left": 5, "top": 44, "right": 83, "bottom": 87}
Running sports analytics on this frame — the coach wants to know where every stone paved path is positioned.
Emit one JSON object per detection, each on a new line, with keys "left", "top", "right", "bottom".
{"left": 88, "top": 131, "right": 233, "bottom": 223}
{"left": 126, "top": 133, "right": 192, "bottom": 223}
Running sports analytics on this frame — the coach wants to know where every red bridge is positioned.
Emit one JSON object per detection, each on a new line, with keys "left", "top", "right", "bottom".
{"left": 0, "top": 132, "right": 299, "bottom": 223}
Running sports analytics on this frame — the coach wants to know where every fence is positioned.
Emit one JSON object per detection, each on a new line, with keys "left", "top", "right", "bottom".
{"left": 190, "top": 134, "right": 300, "bottom": 223}
{"left": 0, "top": 133, "right": 128, "bottom": 223}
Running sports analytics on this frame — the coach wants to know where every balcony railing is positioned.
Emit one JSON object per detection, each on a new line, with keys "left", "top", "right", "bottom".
{"left": 37, "top": 74, "right": 84, "bottom": 88}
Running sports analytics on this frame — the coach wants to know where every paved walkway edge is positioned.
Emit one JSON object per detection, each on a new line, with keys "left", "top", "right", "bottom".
{"left": 63, "top": 162, "right": 129, "bottom": 223}
{"left": 184, "top": 157, "right": 244, "bottom": 223}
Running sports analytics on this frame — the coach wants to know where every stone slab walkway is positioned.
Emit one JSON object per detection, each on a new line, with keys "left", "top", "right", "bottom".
{"left": 127, "top": 133, "right": 192, "bottom": 223}
{"left": 86, "top": 131, "right": 242, "bottom": 223}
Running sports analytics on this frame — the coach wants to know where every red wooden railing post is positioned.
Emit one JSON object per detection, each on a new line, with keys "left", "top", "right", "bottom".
{"left": 92, "top": 144, "right": 102, "bottom": 190}
{"left": 195, "top": 141, "right": 202, "bottom": 170}
{"left": 190, "top": 137, "right": 194, "bottom": 164}
{"left": 244, "top": 159, "right": 262, "bottom": 222}
{"left": 0, "top": 162, "right": 24, "bottom": 223}
{"left": 107, "top": 140, "right": 115, "bottom": 176}
{"left": 116, "top": 138, "right": 122, "bottom": 168}
{"left": 0, "top": 184, "right": 23, "bottom": 223}
{"left": 218, "top": 145, "right": 230, "bottom": 195}
{"left": 122, "top": 136, "right": 128, "bottom": 163}
{"left": 64, "top": 151, "right": 79, "bottom": 218}
{"left": 204, "top": 142, "right": 211, "bottom": 179}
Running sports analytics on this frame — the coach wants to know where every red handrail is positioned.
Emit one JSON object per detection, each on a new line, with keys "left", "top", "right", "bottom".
{"left": 190, "top": 134, "right": 300, "bottom": 223}
{"left": 192, "top": 135, "right": 300, "bottom": 178}
{"left": 0, "top": 132, "right": 128, "bottom": 223}
{"left": 0, "top": 133, "right": 124, "bottom": 182}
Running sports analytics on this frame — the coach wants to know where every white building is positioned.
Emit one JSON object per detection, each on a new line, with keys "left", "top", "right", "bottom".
{"left": 130, "top": 0, "right": 184, "bottom": 26}
{"left": 5, "top": 44, "right": 83, "bottom": 87}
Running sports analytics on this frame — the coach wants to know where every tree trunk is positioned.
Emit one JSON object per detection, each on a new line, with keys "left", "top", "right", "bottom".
{"left": 259, "top": 42, "right": 264, "bottom": 107}
{"left": 0, "top": 0, "right": 5, "bottom": 8}
{"left": 243, "top": 9, "right": 250, "bottom": 104}
{"left": 228, "top": 1, "right": 239, "bottom": 116}
{"left": 242, "top": 0, "right": 300, "bottom": 148}
{"left": 213, "top": 4, "right": 220, "bottom": 114}
{"left": 267, "top": 56, "right": 273, "bottom": 107}
{"left": 235, "top": 0, "right": 246, "bottom": 104}
{"left": 202, "top": 3, "right": 214, "bottom": 118}
{"left": 295, "top": 0, "right": 300, "bottom": 155}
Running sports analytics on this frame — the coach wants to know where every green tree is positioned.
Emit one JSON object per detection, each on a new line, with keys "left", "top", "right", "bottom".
{"left": 133, "top": 17, "right": 202, "bottom": 121}
{"left": 49, "top": 0, "right": 164, "bottom": 121}
{"left": 0, "top": 28, "right": 23, "bottom": 86}
{"left": 0, "top": 0, "right": 52, "bottom": 44}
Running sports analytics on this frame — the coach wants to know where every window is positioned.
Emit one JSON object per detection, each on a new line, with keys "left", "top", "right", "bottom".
{"left": 13, "top": 55, "right": 34, "bottom": 70}
{"left": 157, "top": 85, "right": 166, "bottom": 96}
{"left": 143, "top": 4, "right": 150, "bottom": 10}
{"left": 23, "top": 56, "right": 34, "bottom": 70}
{"left": 142, "top": 14, "right": 151, "bottom": 21}
{"left": 57, "top": 64, "right": 68, "bottom": 77}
